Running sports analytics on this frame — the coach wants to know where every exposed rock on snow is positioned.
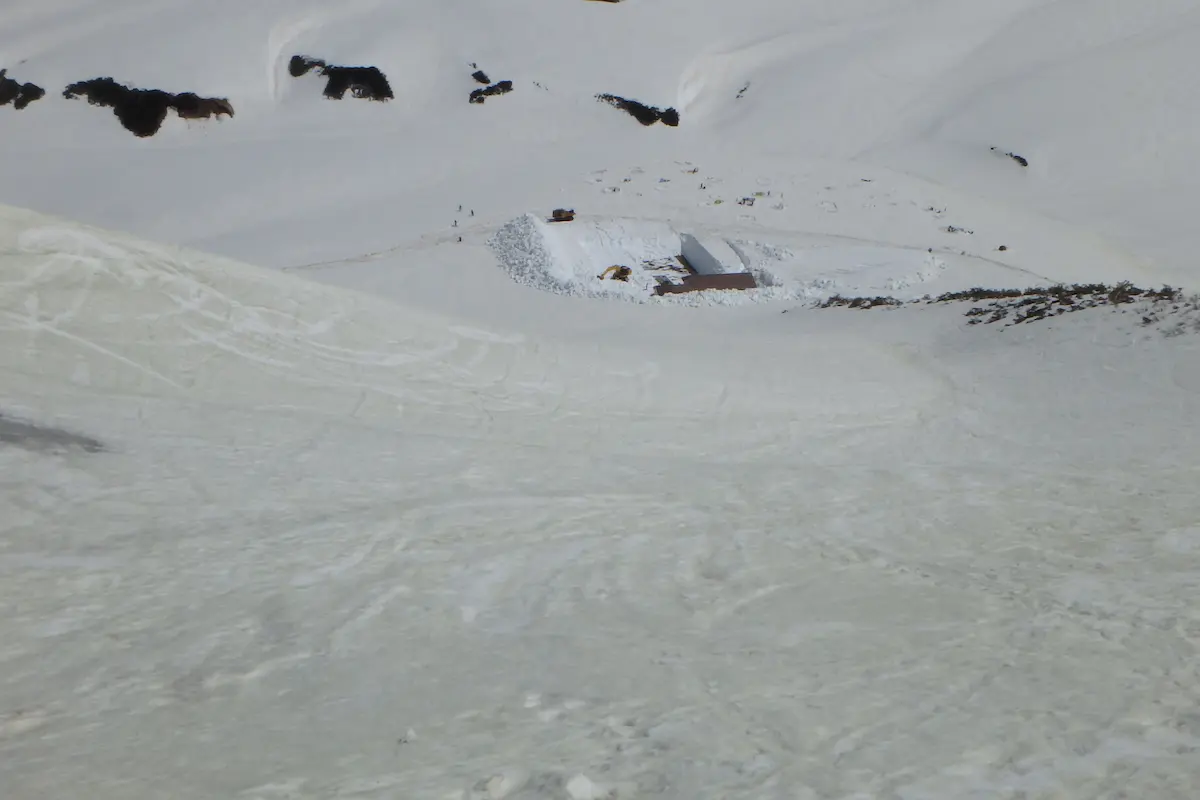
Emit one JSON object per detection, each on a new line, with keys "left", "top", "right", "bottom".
{"left": 470, "top": 80, "right": 514, "bottom": 105}
{"left": 0, "top": 69, "right": 45, "bottom": 110}
{"left": 818, "top": 282, "right": 1200, "bottom": 334}
{"left": 991, "top": 146, "right": 1029, "bottom": 167}
{"left": 288, "top": 55, "right": 394, "bottom": 101}
{"left": 62, "top": 77, "right": 233, "bottom": 137}
{"left": 595, "top": 93, "right": 679, "bottom": 126}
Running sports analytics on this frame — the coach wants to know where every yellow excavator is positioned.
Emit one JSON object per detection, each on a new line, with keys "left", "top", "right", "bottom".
{"left": 598, "top": 265, "right": 632, "bottom": 282}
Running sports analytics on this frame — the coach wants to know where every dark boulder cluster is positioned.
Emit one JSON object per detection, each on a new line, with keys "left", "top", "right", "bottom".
{"left": 288, "top": 55, "right": 394, "bottom": 101}
{"left": 470, "top": 79, "right": 513, "bottom": 104}
{"left": 0, "top": 69, "right": 46, "bottom": 110}
{"left": 63, "top": 77, "right": 233, "bottom": 137}
{"left": 467, "top": 62, "right": 514, "bottom": 105}
{"left": 595, "top": 93, "right": 678, "bottom": 126}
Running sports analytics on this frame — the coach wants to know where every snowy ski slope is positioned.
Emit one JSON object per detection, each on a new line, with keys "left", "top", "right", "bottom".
{"left": 3, "top": 1, "right": 1200, "bottom": 798}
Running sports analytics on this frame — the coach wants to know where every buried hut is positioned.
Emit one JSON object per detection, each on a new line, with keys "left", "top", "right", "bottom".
{"left": 653, "top": 233, "right": 756, "bottom": 295}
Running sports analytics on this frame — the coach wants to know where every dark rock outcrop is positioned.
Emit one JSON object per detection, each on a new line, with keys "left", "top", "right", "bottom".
{"left": 172, "top": 92, "right": 235, "bottom": 119}
{"left": 63, "top": 77, "right": 233, "bottom": 137}
{"left": 470, "top": 80, "right": 513, "bottom": 104}
{"left": 288, "top": 55, "right": 324, "bottom": 77}
{"left": 596, "top": 93, "right": 678, "bottom": 126}
{"left": 0, "top": 69, "right": 46, "bottom": 110}
{"left": 288, "top": 55, "right": 394, "bottom": 101}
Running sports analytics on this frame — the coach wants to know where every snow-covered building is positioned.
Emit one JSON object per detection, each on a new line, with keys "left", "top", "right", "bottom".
{"left": 680, "top": 233, "right": 747, "bottom": 275}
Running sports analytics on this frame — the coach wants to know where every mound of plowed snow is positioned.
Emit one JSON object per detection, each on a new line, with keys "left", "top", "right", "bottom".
{"left": 488, "top": 213, "right": 1039, "bottom": 305}
{"left": 489, "top": 213, "right": 682, "bottom": 299}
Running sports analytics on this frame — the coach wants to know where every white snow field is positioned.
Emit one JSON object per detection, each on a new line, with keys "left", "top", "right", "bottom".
{"left": 3, "top": 0, "right": 1200, "bottom": 798}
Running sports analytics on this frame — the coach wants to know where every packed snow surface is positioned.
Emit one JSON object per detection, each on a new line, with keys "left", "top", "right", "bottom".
{"left": 3, "top": 0, "right": 1200, "bottom": 798}
{"left": 6, "top": 207, "right": 1200, "bottom": 799}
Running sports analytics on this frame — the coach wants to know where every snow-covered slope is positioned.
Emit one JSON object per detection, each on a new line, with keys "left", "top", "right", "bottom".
{"left": 1, "top": 0, "right": 1198, "bottom": 286}
{"left": 5, "top": 208, "right": 1200, "bottom": 799}
{"left": 4, "top": 1, "right": 1200, "bottom": 797}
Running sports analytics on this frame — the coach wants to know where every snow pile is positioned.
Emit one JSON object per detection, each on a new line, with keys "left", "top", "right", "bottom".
{"left": 536, "top": 214, "right": 681, "bottom": 295}
{"left": 490, "top": 213, "right": 964, "bottom": 306}
{"left": 489, "top": 213, "right": 783, "bottom": 305}
{"left": 487, "top": 213, "right": 575, "bottom": 294}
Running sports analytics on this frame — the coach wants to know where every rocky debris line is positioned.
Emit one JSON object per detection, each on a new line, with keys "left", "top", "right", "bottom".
{"left": 0, "top": 69, "right": 45, "bottom": 110}
{"left": 819, "top": 295, "right": 904, "bottom": 310}
{"left": 946, "top": 283, "right": 1180, "bottom": 326}
{"left": 991, "top": 146, "right": 1028, "bottom": 167}
{"left": 466, "top": 62, "right": 516, "bottom": 104}
{"left": 288, "top": 55, "right": 394, "bottom": 101}
{"left": 62, "top": 77, "right": 233, "bottom": 137}
{"left": 596, "top": 93, "right": 678, "bottom": 126}
{"left": 821, "top": 283, "right": 1196, "bottom": 331}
